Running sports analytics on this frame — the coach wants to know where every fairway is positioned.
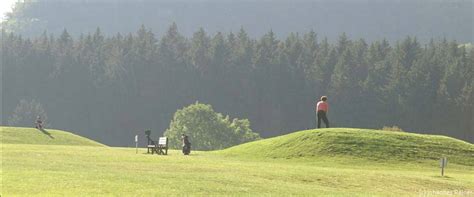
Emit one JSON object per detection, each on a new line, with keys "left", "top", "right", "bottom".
{"left": 1, "top": 127, "right": 473, "bottom": 196}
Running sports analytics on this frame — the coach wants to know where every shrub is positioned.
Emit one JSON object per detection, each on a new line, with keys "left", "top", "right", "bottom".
{"left": 382, "top": 126, "right": 404, "bottom": 132}
{"left": 164, "top": 102, "right": 261, "bottom": 150}
{"left": 8, "top": 99, "right": 49, "bottom": 127}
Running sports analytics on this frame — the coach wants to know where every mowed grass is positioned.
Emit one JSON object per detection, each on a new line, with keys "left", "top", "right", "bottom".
{"left": 1, "top": 127, "right": 104, "bottom": 147}
{"left": 1, "top": 127, "right": 473, "bottom": 196}
{"left": 219, "top": 128, "right": 474, "bottom": 165}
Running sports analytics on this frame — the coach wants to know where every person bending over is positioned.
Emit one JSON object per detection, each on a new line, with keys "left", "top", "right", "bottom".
{"left": 181, "top": 134, "right": 191, "bottom": 155}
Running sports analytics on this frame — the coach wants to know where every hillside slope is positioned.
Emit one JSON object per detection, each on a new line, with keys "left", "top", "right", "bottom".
{"left": 0, "top": 127, "right": 105, "bottom": 147}
{"left": 219, "top": 128, "right": 474, "bottom": 165}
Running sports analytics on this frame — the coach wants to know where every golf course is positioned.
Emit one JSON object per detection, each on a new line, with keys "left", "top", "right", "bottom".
{"left": 2, "top": 1, "right": 473, "bottom": 195}
{"left": 1, "top": 126, "right": 473, "bottom": 196}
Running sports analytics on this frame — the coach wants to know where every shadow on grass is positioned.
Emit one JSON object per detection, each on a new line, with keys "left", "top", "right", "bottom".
{"left": 38, "top": 128, "right": 54, "bottom": 139}
{"left": 433, "top": 175, "right": 452, "bottom": 179}
{"left": 141, "top": 152, "right": 197, "bottom": 156}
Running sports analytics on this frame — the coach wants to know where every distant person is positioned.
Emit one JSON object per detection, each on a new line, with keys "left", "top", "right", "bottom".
{"left": 181, "top": 134, "right": 191, "bottom": 155}
{"left": 316, "top": 96, "right": 330, "bottom": 128}
{"left": 35, "top": 116, "right": 43, "bottom": 130}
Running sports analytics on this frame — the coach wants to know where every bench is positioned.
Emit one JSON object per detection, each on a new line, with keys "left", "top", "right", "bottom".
{"left": 147, "top": 137, "right": 168, "bottom": 155}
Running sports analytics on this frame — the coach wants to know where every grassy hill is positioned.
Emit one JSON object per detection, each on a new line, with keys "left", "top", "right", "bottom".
{"left": 219, "top": 128, "right": 474, "bottom": 165}
{"left": 0, "top": 127, "right": 105, "bottom": 147}
{"left": 1, "top": 127, "right": 473, "bottom": 196}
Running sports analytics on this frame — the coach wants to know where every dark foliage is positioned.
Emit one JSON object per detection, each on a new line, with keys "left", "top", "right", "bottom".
{"left": 2, "top": 25, "right": 472, "bottom": 146}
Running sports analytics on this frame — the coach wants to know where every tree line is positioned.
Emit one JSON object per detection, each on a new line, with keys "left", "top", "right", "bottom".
{"left": 2, "top": 24, "right": 473, "bottom": 146}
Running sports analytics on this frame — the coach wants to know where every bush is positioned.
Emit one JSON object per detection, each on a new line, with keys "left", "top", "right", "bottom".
{"left": 382, "top": 126, "right": 404, "bottom": 132}
{"left": 8, "top": 99, "right": 49, "bottom": 128}
{"left": 164, "top": 102, "right": 261, "bottom": 150}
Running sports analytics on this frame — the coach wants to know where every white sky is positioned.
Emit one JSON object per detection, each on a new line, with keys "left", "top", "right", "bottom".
{"left": 0, "top": 0, "right": 17, "bottom": 21}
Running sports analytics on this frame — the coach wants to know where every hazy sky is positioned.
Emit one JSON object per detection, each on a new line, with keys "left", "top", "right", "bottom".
{"left": 0, "top": 0, "right": 16, "bottom": 21}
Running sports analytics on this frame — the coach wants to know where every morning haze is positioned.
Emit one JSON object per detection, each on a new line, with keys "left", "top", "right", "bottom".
{"left": 1, "top": 0, "right": 473, "bottom": 196}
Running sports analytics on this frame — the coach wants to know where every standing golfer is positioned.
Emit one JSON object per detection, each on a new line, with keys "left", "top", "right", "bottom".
{"left": 35, "top": 115, "right": 43, "bottom": 130}
{"left": 316, "top": 96, "right": 330, "bottom": 128}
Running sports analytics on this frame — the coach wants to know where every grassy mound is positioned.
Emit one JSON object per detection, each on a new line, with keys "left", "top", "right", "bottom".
{"left": 219, "top": 128, "right": 474, "bottom": 165}
{"left": 0, "top": 127, "right": 105, "bottom": 147}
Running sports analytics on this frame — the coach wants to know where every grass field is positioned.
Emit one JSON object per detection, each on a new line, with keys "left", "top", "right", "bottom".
{"left": 1, "top": 127, "right": 473, "bottom": 196}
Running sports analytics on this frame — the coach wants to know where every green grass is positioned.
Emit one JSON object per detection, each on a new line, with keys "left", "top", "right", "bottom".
{"left": 1, "top": 127, "right": 473, "bottom": 196}
{"left": 1, "top": 127, "right": 104, "bottom": 147}
{"left": 218, "top": 128, "right": 474, "bottom": 165}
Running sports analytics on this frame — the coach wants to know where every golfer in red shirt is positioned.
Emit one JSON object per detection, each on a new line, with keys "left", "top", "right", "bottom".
{"left": 316, "top": 96, "right": 330, "bottom": 128}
